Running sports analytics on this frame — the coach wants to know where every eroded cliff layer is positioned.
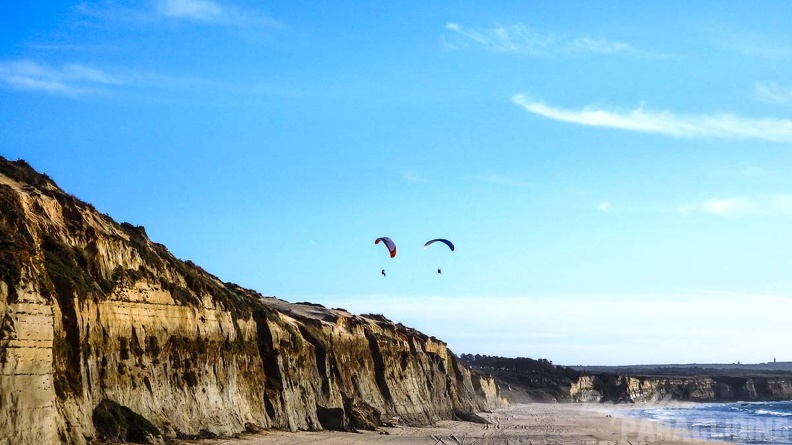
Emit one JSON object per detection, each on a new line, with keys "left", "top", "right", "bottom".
{"left": 0, "top": 157, "right": 503, "bottom": 444}
{"left": 570, "top": 374, "right": 792, "bottom": 403}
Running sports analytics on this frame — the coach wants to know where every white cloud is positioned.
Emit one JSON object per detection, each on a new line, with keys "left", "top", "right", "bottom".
{"left": 597, "top": 202, "right": 613, "bottom": 213}
{"left": 695, "top": 197, "right": 754, "bottom": 216}
{"left": 512, "top": 94, "right": 792, "bottom": 142}
{"left": 679, "top": 194, "right": 792, "bottom": 217}
{"left": 0, "top": 59, "right": 307, "bottom": 100}
{"left": 755, "top": 82, "right": 792, "bottom": 105}
{"left": 444, "top": 22, "right": 554, "bottom": 55}
{"left": 74, "top": 2, "right": 145, "bottom": 23}
{"left": 154, "top": 0, "right": 281, "bottom": 27}
{"left": 75, "top": 0, "right": 281, "bottom": 28}
{"left": 444, "top": 22, "right": 632, "bottom": 56}
{"left": 0, "top": 60, "right": 119, "bottom": 97}
{"left": 566, "top": 36, "right": 632, "bottom": 54}
{"left": 157, "top": 0, "right": 223, "bottom": 21}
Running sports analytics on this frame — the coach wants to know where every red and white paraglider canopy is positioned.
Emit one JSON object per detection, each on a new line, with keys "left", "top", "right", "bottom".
{"left": 375, "top": 237, "right": 397, "bottom": 258}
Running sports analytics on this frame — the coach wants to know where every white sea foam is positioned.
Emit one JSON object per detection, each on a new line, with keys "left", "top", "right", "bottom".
{"left": 624, "top": 402, "right": 792, "bottom": 444}
{"left": 757, "top": 410, "right": 792, "bottom": 417}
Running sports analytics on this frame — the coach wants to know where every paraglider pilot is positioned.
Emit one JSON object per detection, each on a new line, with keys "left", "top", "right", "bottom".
{"left": 381, "top": 269, "right": 386, "bottom": 277}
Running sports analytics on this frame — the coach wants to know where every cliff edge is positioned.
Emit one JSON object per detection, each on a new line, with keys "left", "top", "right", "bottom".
{"left": 0, "top": 157, "right": 503, "bottom": 444}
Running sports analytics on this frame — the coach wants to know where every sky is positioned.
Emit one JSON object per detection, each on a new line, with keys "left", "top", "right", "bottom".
{"left": 2, "top": 1, "right": 792, "bottom": 365}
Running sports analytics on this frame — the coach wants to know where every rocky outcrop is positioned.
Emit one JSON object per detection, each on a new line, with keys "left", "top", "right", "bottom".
{"left": 569, "top": 374, "right": 792, "bottom": 403}
{"left": 569, "top": 375, "right": 601, "bottom": 403}
{"left": 0, "top": 157, "right": 504, "bottom": 444}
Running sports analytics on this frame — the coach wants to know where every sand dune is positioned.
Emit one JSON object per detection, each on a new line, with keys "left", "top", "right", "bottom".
{"left": 177, "top": 403, "right": 718, "bottom": 445}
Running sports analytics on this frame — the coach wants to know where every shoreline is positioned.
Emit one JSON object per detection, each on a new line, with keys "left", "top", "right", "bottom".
{"left": 173, "top": 403, "right": 726, "bottom": 445}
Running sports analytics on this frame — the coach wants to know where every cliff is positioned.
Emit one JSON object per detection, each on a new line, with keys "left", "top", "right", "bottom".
{"left": 536, "top": 374, "right": 792, "bottom": 403}
{"left": 583, "top": 374, "right": 792, "bottom": 403}
{"left": 0, "top": 157, "right": 503, "bottom": 444}
{"left": 487, "top": 371, "right": 792, "bottom": 405}
{"left": 460, "top": 355, "right": 792, "bottom": 405}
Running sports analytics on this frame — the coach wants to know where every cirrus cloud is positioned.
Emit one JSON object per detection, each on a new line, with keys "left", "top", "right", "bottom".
{"left": 444, "top": 22, "right": 633, "bottom": 56}
{"left": 598, "top": 202, "right": 614, "bottom": 213}
{"left": 0, "top": 60, "right": 120, "bottom": 97}
{"left": 75, "top": 0, "right": 282, "bottom": 28}
{"left": 755, "top": 82, "right": 792, "bottom": 105}
{"left": 512, "top": 94, "right": 792, "bottom": 142}
{"left": 679, "top": 195, "right": 792, "bottom": 217}
{"left": 155, "top": 0, "right": 281, "bottom": 27}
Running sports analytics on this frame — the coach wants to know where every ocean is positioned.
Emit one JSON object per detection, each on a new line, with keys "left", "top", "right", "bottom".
{"left": 624, "top": 401, "right": 792, "bottom": 444}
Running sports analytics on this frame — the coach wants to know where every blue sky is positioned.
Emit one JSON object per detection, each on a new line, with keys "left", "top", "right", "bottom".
{"left": 3, "top": 1, "right": 792, "bottom": 365}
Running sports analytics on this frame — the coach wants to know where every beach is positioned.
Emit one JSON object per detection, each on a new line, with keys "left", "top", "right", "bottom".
{"left": 175, "top": 403, "right": 720, "bottom": 445}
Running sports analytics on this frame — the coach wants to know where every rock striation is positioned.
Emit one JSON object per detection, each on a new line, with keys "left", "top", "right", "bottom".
{"left": 462, "top": 356, "right": 792, "bottom": 405}
{"left": 568, "top": 374, "right": 792, "bottom": 403}
{"left": 0, "top": 157, "right": 503, "bottom": 444}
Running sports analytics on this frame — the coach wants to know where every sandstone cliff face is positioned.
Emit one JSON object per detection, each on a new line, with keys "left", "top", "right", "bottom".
{"left": 569, "top": 375, "right": 601, "bottom": 403}
{"left": 0, "top": 158, "right": 503, "bottom": 445}
{"left": 568, "top": 374, "right": 792, "bottom": 403}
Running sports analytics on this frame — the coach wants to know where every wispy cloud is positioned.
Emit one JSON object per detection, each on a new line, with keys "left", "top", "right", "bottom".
{"left": 755, "top": 82, "right": 792, "bottom": 105}
{"left": 444, "top": 22, "right": 632, "bottom": 56}
{"left": 75, "top": 0, "right": 282, "bottom": 28}
{"left": 22, "top": 43, "right": 118, "bottom": 52}
{"left": 597, "top": 202, "right": 613, "bottom": 213}
{"left": 566, "top": 36, "right": 631, "bottom": 54}
{"left": 0, "top": 60, "right": 119, "bottom": 97}
{"left": 0, "top": 59, "right": 305, "bottom": 99}
{"left": 127, "top": 69, "right": 304, "bottom": 97}
{"left": 512, "top": 94, "right": 792, "bottom": 142}
{"left": 154, "top": 0, "right": 281, "bottom": 27}
{"left": 157, "top": 0, "right": 224, "bottom": 21}
{"left": 679, "top": 195, "right": 792, "bottom": 217}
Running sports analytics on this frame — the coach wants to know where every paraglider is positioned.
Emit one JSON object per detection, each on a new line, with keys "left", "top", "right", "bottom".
{"left": 375, "top": 237, "right": 397, "bottom": 257}
{"left": 373, "top": 237, "right": 455, "bottom": 276}
{"left": 423, "top": 238, "right": 454, "bottom": 251}
{"left": 375, "top": 237, "right": 396, "bottom": 277}
{"left": 424, "top": 238, "right": 454, "bottom": 274}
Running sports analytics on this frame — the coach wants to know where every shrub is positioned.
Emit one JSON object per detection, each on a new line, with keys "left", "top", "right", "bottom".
{"left": 92, "top": 399, "right": 161, "bottom": 443}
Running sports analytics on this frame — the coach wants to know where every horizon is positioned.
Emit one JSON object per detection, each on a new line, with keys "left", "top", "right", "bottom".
{"left": 3, "top": 1, "right": 792, "bottom": 365}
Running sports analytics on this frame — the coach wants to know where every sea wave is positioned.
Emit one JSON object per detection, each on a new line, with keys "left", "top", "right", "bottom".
{"left": 757, "top": 410, "right": 792, "bottom": 418}
{"left": 625, "top": 402, "right": 792, "bottom": 444}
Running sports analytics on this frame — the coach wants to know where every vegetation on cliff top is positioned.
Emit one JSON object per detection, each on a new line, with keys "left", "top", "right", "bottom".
{"left": 0, "top": 155, "right": 263, "bottom": 321}
{"left": 462, "top": 354, "right": 792, "bottom": 403}
{"left": 0, "top": 184, "right": 25, "bottom": 301}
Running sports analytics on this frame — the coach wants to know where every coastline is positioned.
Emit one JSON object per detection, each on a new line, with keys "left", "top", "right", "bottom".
{"left": 174, "top": 403, "right": 726, "bottom": 445}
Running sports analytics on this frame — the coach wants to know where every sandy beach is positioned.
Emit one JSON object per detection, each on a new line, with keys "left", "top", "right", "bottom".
{"left": 174, "top": 403, "right": 720, "bottom": 445}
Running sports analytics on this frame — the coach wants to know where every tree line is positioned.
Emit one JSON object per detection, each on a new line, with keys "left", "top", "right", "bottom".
{"left": 459, "top": 354, "right": 580, "bottom": 378}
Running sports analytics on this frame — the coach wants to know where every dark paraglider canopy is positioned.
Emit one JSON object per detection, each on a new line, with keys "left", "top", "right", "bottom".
{"left": 423, "top": 238, "right": 454, "bottom": 251}
{"left": 376, "top": 237, "right": 396, "bottom": 277}
{"left": 425, "top": 239, "right": 453, "bottom": 275}
{"left": 375, "top": 237, "right": 397, "bottom": 258}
